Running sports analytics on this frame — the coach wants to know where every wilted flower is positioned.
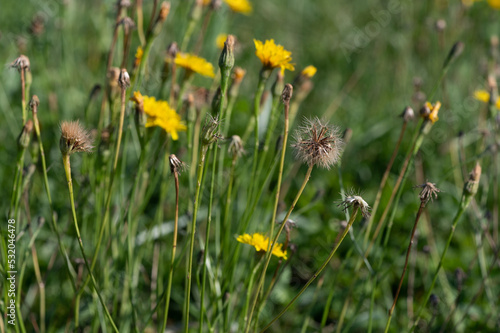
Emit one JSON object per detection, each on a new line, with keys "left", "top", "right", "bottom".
{"left": 292, "top": 117, "right": 343, "bottom": 169}
{"left": 174, "top": 53, "right": 215, "bottom": 78}
{"left": 59, "top": 120, "right": 94, "bottom": 155}
{"left": 201, "top": 114, "right": 221, "bottom": 145}
{"left": 254, "top": 39, "right": 294, "bottom": 73}
{"left": 401, "top": 106, "right": 415, "bottom": 122}
{"left": 236, "top": 233, "right": 287, "bottom": 259}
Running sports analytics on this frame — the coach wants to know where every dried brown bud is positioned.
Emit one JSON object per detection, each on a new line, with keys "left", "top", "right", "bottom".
{"left": 59, "top": 120, "right": 94, "bottom": 155}
{"left": 118, "top": 17, "right": 136, "bottom": 34}
{"left": 10, "top": 55, "right": 30, "bottom": 72}
{"left": 401, "top": 106, "right": 415, "bottom": 122}
{"left": 118, "top": 68, "right": 130, "bottom": 89}
{"left": 169, "top": 154, "right": 186, "bottom": 174}
{"left": 30, "top": 95, "right": 40, "bottom": 112}
{"left": 18, "top": 120, "right": 34, "bottom": 148}
{"left": 158, "top": 2, "right": 171, "bottom": 22}
{"left": 415, "top": 181, "right": 441, "bottom": 205}
{"left": 167, "top": 42, "right": 179, "bottom": 59}
{"left": 281, "top": 84, "right": 293, "bottom": 104}
{"left": 228, "top": 135, "right": 245, "bottom": 158}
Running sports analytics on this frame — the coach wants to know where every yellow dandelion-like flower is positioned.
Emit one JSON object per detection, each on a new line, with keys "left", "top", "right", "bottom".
{"left": 223, "top": 0, "right": 252, "bottom": 14}
{"left": 132, "top": 93, "right": 186, "bottom": 140}
{"left": 236, "top": 233, "right": 287, "bottom": 259}
{"left": 216, "top": 33, "right": 228, "bottom": 50}
{"left": 474, "top": 89, "right": 490, "bottom": 103}
{"left": 135, "top": 46, "right": 143, "bottom": 62}
{"left": 473, "top": 90, "right": 500, "bottom": 109}
{"left": 422, "top": 101, "right": 441, "bottom": 124}
{"left": 254, "top": 39, "right": 295, "bottom": 73}
{"left": 301, "top": 65, "right": 317, "bottom": 78}
{"left": 174, "top": 53, "right": 215, "bottom": 78}
{"left": 488, "top": 0, "right": 500, "bottom": 9}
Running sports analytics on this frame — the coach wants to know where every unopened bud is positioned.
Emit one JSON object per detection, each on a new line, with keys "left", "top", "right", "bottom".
{"left": 219, "top": 34, "right": 235, "bottom": 72}
{"left": 30, "top": 95, "right": 40, "bottom": 112}
{"left": 443, "top": 41, "right": 464, "bottom": 69}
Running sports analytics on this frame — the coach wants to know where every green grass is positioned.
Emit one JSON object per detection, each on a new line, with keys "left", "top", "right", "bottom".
{"left": 0, "top": 0, "right": 499, "bottom": 332}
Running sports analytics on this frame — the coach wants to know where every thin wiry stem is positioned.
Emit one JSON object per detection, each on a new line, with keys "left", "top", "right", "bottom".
{"left": 384, "top": 201, "right": 426, "bottom": 333}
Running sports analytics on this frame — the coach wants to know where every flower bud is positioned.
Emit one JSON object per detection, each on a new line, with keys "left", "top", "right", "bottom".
{"left": 18, "top": 120, "right": 33, "bottom": 149}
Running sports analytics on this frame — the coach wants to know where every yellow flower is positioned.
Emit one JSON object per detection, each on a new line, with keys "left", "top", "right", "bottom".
{"left": 134, "top": 46, "right": 143, "bottom": 66}
{"left": 473, "top": 89, "right": 500, "bottom": 109}
{"left": 223, "top": 0, "right": 252, "bottom": 14}
{"left": 423, "top": 101, "right": 441, "bottom": 124}
{"left": 488, "top": 0, "right": 500, "bottom": 9}
{"left": 216, "top": 34, "right": 228, "bottom": 50}
{"left": 474, "top": 89, "right": 490, "bottom": 103}
{"left": 174, "top": 53, "right": 215, "bottom": 78}
{"left": 236, "top": 233, "right": 287, "bottom": 259}
{"left": 132, "top": 93, "right": 186, "bottom": 140}
{"left": 301, "top": 65, "right": 317, "bottom": 78}
{"left": 254, "top": 39, "right": 295, "bottom": 73}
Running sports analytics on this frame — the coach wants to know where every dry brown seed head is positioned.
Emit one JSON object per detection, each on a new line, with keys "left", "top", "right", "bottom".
{"left": 118, "top": 68, "right": 130, "bottom": 89}
{"left": 18, "top": 120, "right": 34, "bottom": 148}
{"left": 10, "top": 55, "right": 30, "bottom": 72}
{"left": 292, "top": 117, "right": 343, "bottom": 169}
{"left": 118, "top": 17, "right": 136, "bottom": 33}
{"left": 415, "top": 181, "right": 441, "bottom": 205}
{"left": 59, "top": 120, "right": 94, "bottom": 155}
{"left": 401, "top": 106, "right": 415, "bottom": 122}
{"left": 158, "top": 2, "right": 171, "bottom": 22}
{"left": 30, "top": 95, "right": 40, "bottom": 112}
{"left": 281, "top": 84, "right": 293, "bottom": 104}
{"left": 167, "top": 42, "right": 179, "bottom": 58}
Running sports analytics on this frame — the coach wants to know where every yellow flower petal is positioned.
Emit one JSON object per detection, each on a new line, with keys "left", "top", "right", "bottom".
{"left": 140, "top": 93, "right": 186, "bottom": 140}
{"left": 174, "top": 53, "right": 215, "bottom": 78}
{"left": 223, "top": 0, "right": 252, "bottom": 14}
{"left": 216, "top": 34, "right": 228, "bottom": 50}
{"left": 474, "top": 90, "right": 490, "bottom": 103}
{"left": 236, "top": 233, "right": 287, "bottom": 259}
{"left": 301, "top": 65, "right": 317, "bottom": 78}
{"left": 254, "top": 39, "right": 295, "bottom": 72}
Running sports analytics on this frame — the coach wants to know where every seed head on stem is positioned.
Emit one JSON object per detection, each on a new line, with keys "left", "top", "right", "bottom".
{"left": 10, "top": 55, "right": 30, "bottom": 72}
{"left": 338, "top": 192, "right": 371, "bottom": 218}
{"left": 415, "top": 182, "right": 441, "bottom": 205}
{"left": 59, "top": 121, "right": 94, "bottom": 155}
{"left": 169, "top": 154, "right": 187, "bottom": 175}
{"left": 292, "top": 117, "right": 343, "bottom": 169}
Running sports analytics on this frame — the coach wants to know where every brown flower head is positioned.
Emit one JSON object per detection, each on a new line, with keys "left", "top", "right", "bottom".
{"left": 415, "top": 181, "right": 441, "bottom": 205}
{"left": 292, "top": 117, "right": 343, "bottom": 169}
{"left": 338, "top": 192, "right": 371, "bottom": 218}
{"left": 59, "top": 120, "right": 94, "bottom": 155}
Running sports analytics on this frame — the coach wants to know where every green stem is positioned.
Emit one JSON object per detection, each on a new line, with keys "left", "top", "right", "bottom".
{"left": 162, "top": 168, "right": 180, "bottom": 332}
{"left": 384, "top": 202, "right": 426, "bottom": 333}
{"left": 184, "top": 145, "right": 209, "bottom": 333}
{"left": 259, "top": 207, "right": 359, "bottom": 332}
{"left": 62, "top": 154, "right": 119, "bottom": 332}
